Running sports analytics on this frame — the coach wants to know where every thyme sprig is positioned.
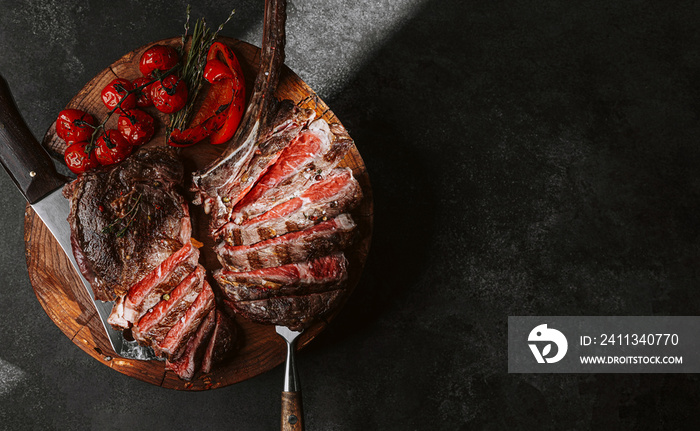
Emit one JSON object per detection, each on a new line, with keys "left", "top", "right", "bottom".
{"left": 102, "top": 193, "right": 142, "bottom": 237}
{"left": 167, "top": 6, "right": 236, "bottom": 139}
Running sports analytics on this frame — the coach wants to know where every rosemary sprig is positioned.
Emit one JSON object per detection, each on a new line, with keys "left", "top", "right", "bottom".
{"left": 167, "top": 6, "right": 236, "bottom": 138}
{"left": 102, "top": 193, "right": 142, "bottom": 237}
{"left": 180, "top": 4, "right": 191, "bottom": 51}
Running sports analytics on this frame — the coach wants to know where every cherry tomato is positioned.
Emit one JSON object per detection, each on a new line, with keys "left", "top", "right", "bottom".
{"left": 64, "top": 142, "right": 98, "bottom": 174}
{"left": 101, "top": 78, "right": 136, "bottom": 111}
{"left": 139, "top": 45, "right": 179, "bottom": 77}
{"left": 132, "top": 77, "right": 153, "bottom": 108}
{"left": 150, "top": 75, "right": 188, "bottom": 114}
{"left": 118, "top": 109, "right": 155, "bottom": 147}
{"left": 56, "top": 109, "right": 96, "bottom": 144}
{"left": 95, "top": 130, "right": 132, "bottom": 165}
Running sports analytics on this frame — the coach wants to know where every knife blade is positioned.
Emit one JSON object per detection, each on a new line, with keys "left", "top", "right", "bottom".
{"left": 0, "top": 74, "right": 156, "bottom": 360}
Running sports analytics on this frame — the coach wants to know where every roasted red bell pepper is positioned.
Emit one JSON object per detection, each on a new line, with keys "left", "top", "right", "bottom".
{"left": 204, "top": 59, "right": 234, "bottom": 82}
{"left": 169, "top": 107, "right": 229, "bottom": 147}
{"left": 167, "top": 42, "right": 245, "bottom": 147}
{"left": 204, "top": 42, "right": 245, "bottom": 145}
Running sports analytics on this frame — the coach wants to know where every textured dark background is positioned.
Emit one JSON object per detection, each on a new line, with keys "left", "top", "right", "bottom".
{"left": 1, "top": 0, "right": 700, "bottom": 429}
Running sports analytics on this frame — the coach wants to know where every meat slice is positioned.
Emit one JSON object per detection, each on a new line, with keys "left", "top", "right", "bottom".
{"left": 229, "top": 289, "right": 345, "bottom": 331}
{"left": 215, "top": 253, "right": 348, "bottom": 301}
{"left": 201, "top": 309, "right": 238, "bottom": 374}
{"left": 215, "top": 102, "right": 315, "bottom": 211}
{"left": 216, "top": 214, "right": 357, "bottom": 271}
{"left": 157, "top": 279, "right": 216, "bottom": 361}
{"left": 132, "top": 265, "right": 205, "bottom": 344}
{"left": 232, "top": 120, "right": 334, "bottom": 213}
{"left": 196, "top": 101, "right": 315, "bottom": 232}
{"left": 120, "top": 241, "right": 199, "bottom": 324}
{"left": 165, "top": 309, "right": 216, "bottom": 381}
{"left": 220, "top": 167, "right": 362, "bottom": 246}
{"left": 231, "top": 120, "right": 354, "bottom": 222}
{"left": 64, "top": 146, "right": 189, "bottom": 301}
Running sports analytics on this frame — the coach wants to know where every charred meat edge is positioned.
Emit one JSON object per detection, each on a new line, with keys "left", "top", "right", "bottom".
{"left": 216, "top": 213, "right": 357, "bottom": 271}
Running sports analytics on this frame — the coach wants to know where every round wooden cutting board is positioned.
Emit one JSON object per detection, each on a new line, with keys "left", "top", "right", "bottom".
{"left": 24, "top": 37, "right": 373, "bottom": 390}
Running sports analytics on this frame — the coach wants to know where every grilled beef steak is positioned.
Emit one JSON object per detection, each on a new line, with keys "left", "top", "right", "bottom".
{"left": 64, "top": 146, "right": 189, "bottom": 301}
{"left": 165, "top": 308, "right": 216, "bottom": 381}
{"left": 190, "top": 0, "right": 361, "bottom": 329}
{"left": 229, "top": 119, "right": 335, "bottom": 218}
{"left": 216, "top": 214, "right": 357, "bottom": 271}
{"left": 220, "top": 167, "right": 362, "bottom": 246}
{"left": 194, "top": 100, "right": 316, "bottom": 234}
{"left": 156, "top": 279, "right": 216, "bottom": 361}
{"left": 65, "top": 146, "right": 236, "bottom": 380}
{"left": 215, "top": 253, "right": 348, "bottom": 301}
{"left": 230, "top": 120, "right": 354, "bottom": 223}
{"left": 121, "top": 242, "right": 200, "bottom": 324}
{"left": 132, "top": 265, "right": 206, "bottom": 344}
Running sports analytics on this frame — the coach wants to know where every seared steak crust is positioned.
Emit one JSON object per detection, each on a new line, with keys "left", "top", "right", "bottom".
{"left": 216, "top": 214, "right": 357, "bottom": 271}
{"left": 229, "top": 289, "right": 345, "bottom": 331}
{"left": 65, "top": 147, "right": 188, "bottom": 301}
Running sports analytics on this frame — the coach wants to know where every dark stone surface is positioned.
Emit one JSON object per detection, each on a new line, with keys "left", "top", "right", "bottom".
{"left": 1, "top": 0, "right": 700, "bottom": 429}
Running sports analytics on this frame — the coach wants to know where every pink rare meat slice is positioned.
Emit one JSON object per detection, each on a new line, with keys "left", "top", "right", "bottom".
{"left": 132, "top": 265, "right": 206, "bottom": 344}
{"left": 229, "top": 119, "right": 331, "bottom": 217}
{"left": 157, "top": 279, "right": 216, "bottom": 361}
{"left": 121, "top": 241, "right": 200, "bottom": 324}
{"left": 107, "top": 242, "right": 200, "bottom": 330}
{"left": 201, "top": 309, "right": 238, "bottom": 374}
{"left": 193, "top": 101, "right": 315, "bottom": 232}
{"left": 215, "top": 252, "right": 348, "bottom": 301}
{"left": 215, "top": 213, "right": 357, "bottom": 271}
{"left": 165, "top": 308, "right": 216, "bottom": 381}
{"left": 220, "top": 167, "right": 362, "bottom": 246}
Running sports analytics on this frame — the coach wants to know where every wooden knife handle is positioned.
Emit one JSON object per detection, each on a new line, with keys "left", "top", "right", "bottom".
{"left": 281, "top": 391, "right": 304, "bottom": 431}
{"left": 0, "top": 74, "right": 67, "bottom": 203}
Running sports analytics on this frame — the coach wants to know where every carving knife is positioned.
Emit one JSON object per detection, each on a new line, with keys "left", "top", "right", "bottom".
{"left": 0, "top": 74, "right": 156, "bottom": 360}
